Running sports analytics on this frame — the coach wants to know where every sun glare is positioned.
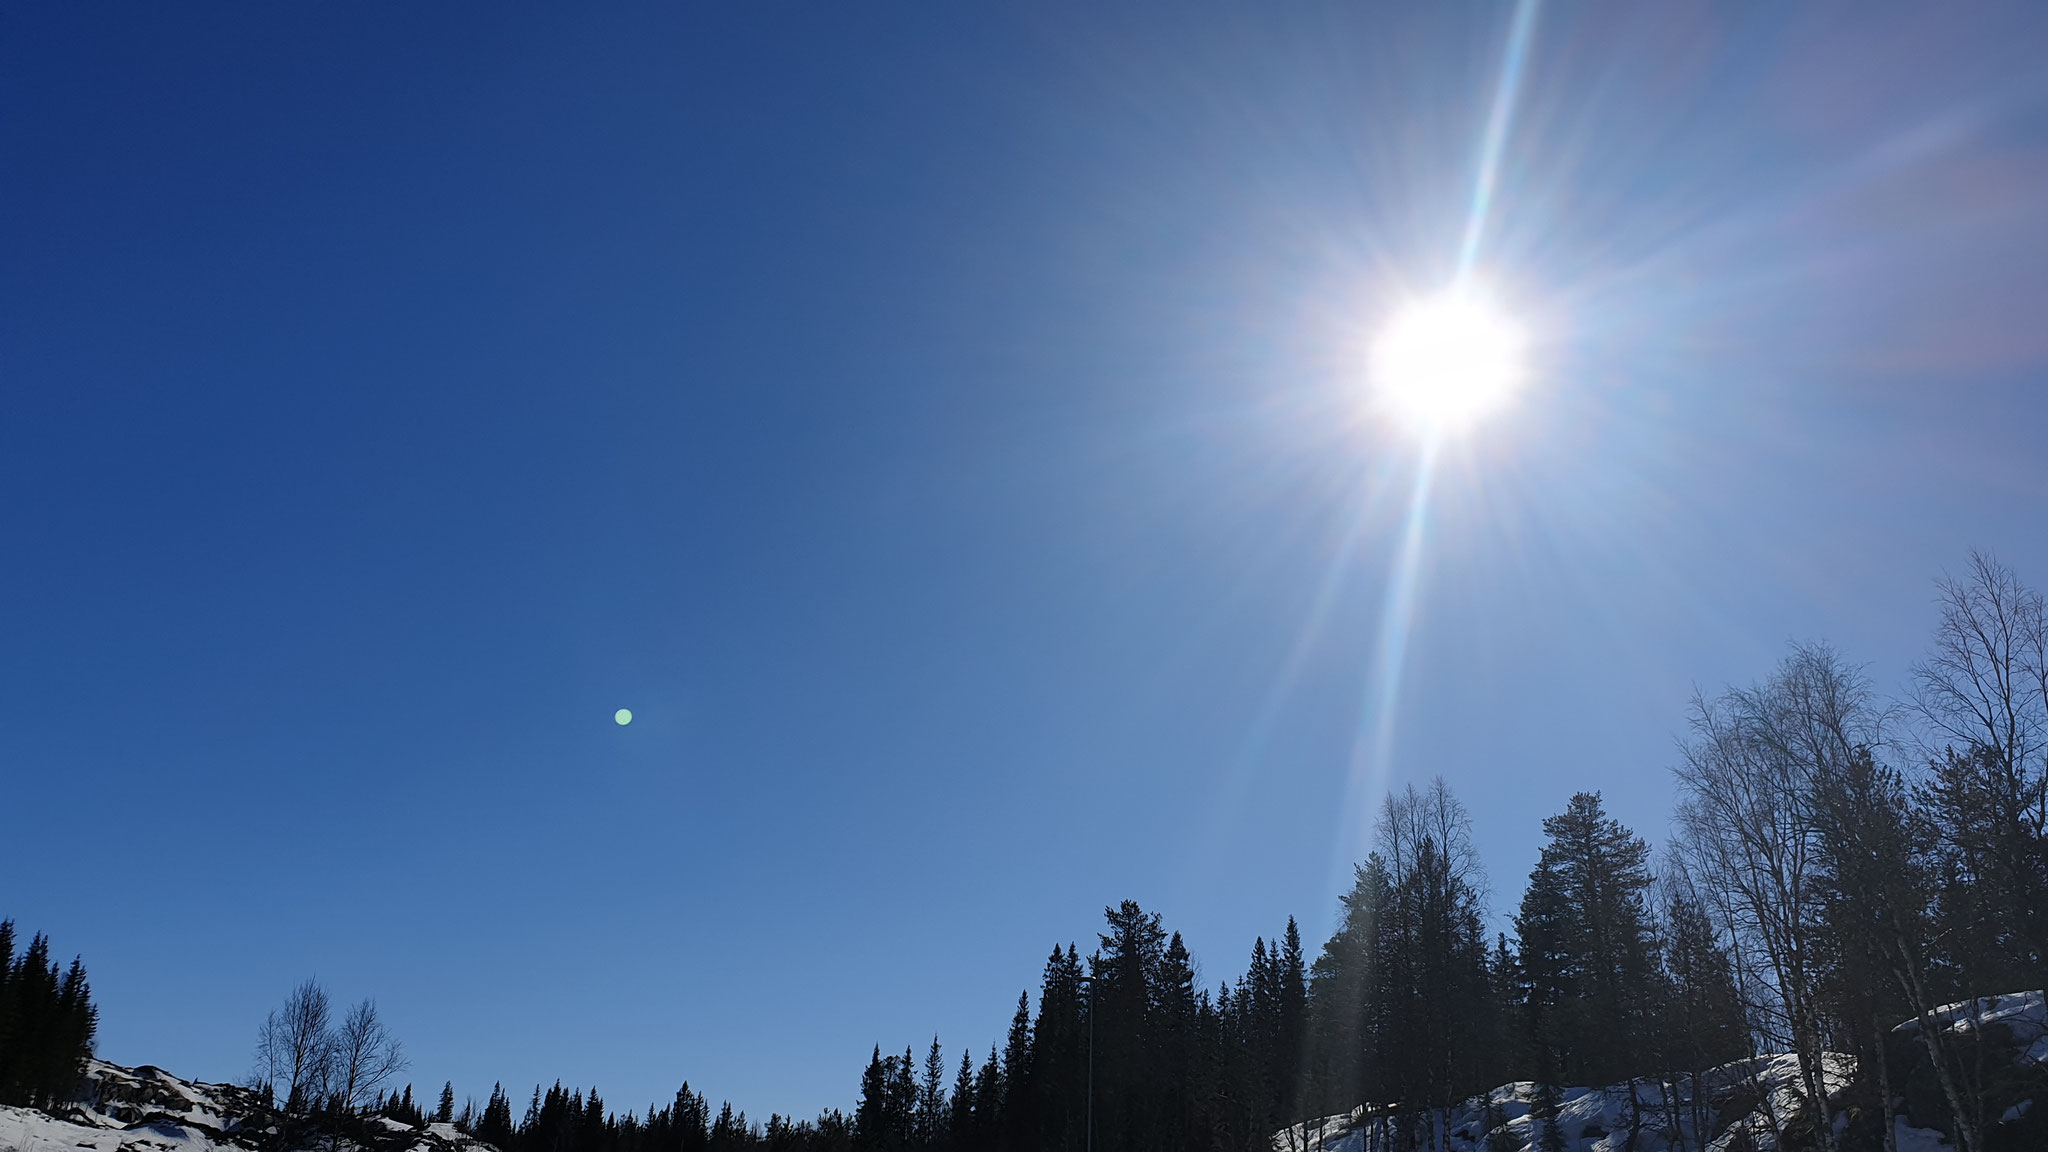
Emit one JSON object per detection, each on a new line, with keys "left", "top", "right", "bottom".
{"left": 1371, "top": 289, "right": 1527, "bottom": 437}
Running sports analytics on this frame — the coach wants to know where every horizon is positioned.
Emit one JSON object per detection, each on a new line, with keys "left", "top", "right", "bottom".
{"left": 6, "top": 1, "right": 2048, "bottom": 1127}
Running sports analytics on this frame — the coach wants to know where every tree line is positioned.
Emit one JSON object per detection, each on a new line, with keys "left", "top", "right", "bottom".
{"left": 0, "top": 919, "right": 98, "bottom": 1110}
{"left": 830, "top": 550, "right": 2047, "bottom": 1152}
{"left": 8, "top": 550, "right": 2044, "bottom": 1152}
{"left": 405, "top": 552, "right": 2043, "bottom": 1152}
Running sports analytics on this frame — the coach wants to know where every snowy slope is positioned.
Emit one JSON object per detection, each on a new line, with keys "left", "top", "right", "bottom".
{"left": 0, "top": 1061, "right": 500, "bottom": 1152}
{"left": 1275, "top": 992, "right": 2048, "bottom": 1152}
{"left": 1888, "top": 989, "right": 2048, "bottom": 1150}
{"left": 1277, "top": 1054, "right": 1853, "bottom": 1152}
{"left": 1893, "top": 990, "right": 2048, "bottom": 1070}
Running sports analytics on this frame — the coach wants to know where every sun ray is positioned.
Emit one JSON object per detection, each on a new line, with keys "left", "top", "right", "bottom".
{"left": 1334, "top": 0, "right": 1542, "bottom": 873}
{"left": 1457, "top": 0, "right": 1543, "bottom": 286}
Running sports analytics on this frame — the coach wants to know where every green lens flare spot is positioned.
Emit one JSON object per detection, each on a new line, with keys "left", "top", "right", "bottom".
{"left": 614, "top": 709, "right": 633, "bottom": 726}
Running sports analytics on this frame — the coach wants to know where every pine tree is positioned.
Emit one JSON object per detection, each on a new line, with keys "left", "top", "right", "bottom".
{"left": 1514, "top": 792, "right": 1660, "bottom": 1089}
{"left": 440, "top": 1082, "right": 457, "bottom": 1124}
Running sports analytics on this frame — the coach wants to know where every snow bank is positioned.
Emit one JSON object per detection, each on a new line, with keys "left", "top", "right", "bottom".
{"left": 1893, "top": 989, "right": 2048, "bottom": 1068}
{"left": 1275, "top": 1052, "right": 1853, "bottom": 1152}
{"left": 0, "top": 1060, "right": 502, "bottom": 1152}
{"left": 1275, "top": 990, "right": 2048, "bottom": 1152}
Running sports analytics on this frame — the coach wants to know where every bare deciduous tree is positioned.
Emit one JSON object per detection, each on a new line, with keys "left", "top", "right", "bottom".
{"left": 253, "top": 978, "right": 335, "bottom": 1116}
{"left": 1913, "top": 550, "right": 2048, "bottom": 801}
{"left": 332, "top": 998, "right": 407, "bottom": 1119}
{"left": 252, "top": 980, "right": 407, "bottom": 1151}
{"left": 1911, "top": 551, "right": 2048, "bottom": 974}
{"left": 1672, "top": 643, "right": 1874, "bottom": 1152}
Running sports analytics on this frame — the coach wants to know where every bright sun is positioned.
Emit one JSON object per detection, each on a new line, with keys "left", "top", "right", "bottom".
{"left": 1371, "top": 289, "right": 1527, "bottom": 437}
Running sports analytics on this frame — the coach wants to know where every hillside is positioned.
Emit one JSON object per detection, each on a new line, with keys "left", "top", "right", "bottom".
{"left": 2, "top": 993, "right": 2040, "bottom": 1152}
{"left": 1275, "top": 992, "right": 2046, "bottom": 1152}
{"left": 0, "top": 1061, "right": 495, "bottom": 1152}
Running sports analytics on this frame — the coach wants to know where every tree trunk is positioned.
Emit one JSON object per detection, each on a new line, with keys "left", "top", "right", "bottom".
{"left": 1874, "top": 1009, "right": 1897, "bottom": 1152}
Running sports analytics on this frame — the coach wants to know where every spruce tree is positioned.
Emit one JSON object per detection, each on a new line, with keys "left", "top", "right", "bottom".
{"left": 854, "top": 1049, "right": 893, "bottom": 1152}
{"left": 970, "top": 1046, "right": 1002, "bottom": 1152}
{"left": 1652, "top": 889, "right": 1746, "bottom": 1148}
{"left": 948, "top": 1051, "right": 975, "bottom": 1151}
{"left": 996, "top": 993, "right": 1029, "bottom": 1151}
{"left": 918, "top": 1038, "right": 946, "bottom": 1149}
{"left": 0, "top": 922, "right": 14, "bottom": 1105}
{"left": 1305, "top": 856, "right": 1392, "bottom": 1117}
{"left": 1155, "top": 932, "right": 1201, "bottom": 1152}
{"left": 0, "top": 926, "right": 97, "bottom": 1110}
{"left": 1094, "top": 902, "right": 1167, "bottom": 1152}
{"left": 1276, "top": 918, "right": 1308, "bottom": 1130}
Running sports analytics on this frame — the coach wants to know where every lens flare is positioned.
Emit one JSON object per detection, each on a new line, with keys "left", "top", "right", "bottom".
{"left": 1371, "top": 290, "right": 1527, "bottom": 436}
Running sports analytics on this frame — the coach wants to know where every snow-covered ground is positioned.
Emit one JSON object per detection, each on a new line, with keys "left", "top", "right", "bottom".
{"left": 1893, "top": 989, "right": 2048, "bottom": 1069}
{"left": 1276, "top": 1054, "right": 1851, "bottom": 1152}
{"left": 0, "top": 1061, "right": 496, "bottom": 1152}
{"left": 1275, "top": 990, "right": 2047, "bottom": 1152}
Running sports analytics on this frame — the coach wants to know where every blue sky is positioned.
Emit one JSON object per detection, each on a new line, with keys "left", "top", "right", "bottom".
{"left": 6, "top": 0, "right": 2048, "bottom": 1124}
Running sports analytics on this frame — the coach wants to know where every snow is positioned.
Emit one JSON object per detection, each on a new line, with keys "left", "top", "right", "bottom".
{"left": 0, "top": 1060, "right": 502, "bottom": 1152}
{"left": 0, "top": 1104, "right": 229, "bottom": 1152}
{"left": 1270, "top": 990, "right": 2048, "bottom": 1152}
{"left": 1893, "top": 989, "right": 2047, "bottom": 1062}
{"left": 1273, "top": 1054, "right": 1853, "bottom": 1152}
{"left": 1892, "top": 1118, "right": 1954, "bottom": 1152}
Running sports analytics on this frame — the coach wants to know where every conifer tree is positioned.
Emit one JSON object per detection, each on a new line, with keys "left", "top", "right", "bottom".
{"left": 1276, "top": 917, "right": 1307, "bottom": 1129}
{"left": 918, "top": 1038, "right": 946, "bottom": 1149}
{"left": 1305, "top": 856, "right": 1392, "bottom": 1117}
{"left": 948, "top": 1050, "right": 975, "bottom": 1151}
{"left": 1371, "top": 782, "right": 1499, "bottom": 1138}
{"left": 1513, "top": 792, "right": 1660, "bottom": 1088}
{"left": 0, "top": 924, "right": 97, "bottom": 1110}
{"left": 854, "top": 1048, "right": 896, "bottom": 1152}
{"left": 1154, "top": 932, "right": 1201, "bottom": 1152}
{"left": 1029, "top": 945, "right": 1087, "bottom": 1152}
{"left": 478, "top": 1083, "right": 517, "bottom": 1151}
{"left": 1094, "top": 902, "right": 1167, "bottom": 1152}
{"left": 1911, "top": 553, "right": 2048, "bottom": 988}
{"left": 970, "top": 1046, "right": 1002, "bottom": 1152}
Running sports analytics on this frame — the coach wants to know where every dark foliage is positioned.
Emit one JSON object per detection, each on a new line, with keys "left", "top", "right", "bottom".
{"left": 0, "top": 920, "right": 99, "bottom": 1109}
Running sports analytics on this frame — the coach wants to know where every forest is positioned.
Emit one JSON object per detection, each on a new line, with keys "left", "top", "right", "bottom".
{"left": 4, "top": 552, "right": 2045, "bottom": 1152}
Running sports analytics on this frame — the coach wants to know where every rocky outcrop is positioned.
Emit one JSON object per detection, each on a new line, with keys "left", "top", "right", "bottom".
{"left": 1, "top": 1060, "right": 501, "bottom": 1152}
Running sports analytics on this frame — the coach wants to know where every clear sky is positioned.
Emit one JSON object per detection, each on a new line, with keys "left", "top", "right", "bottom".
{"left": 5, "top": 0, "right": 2048, "bottom": 1125}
